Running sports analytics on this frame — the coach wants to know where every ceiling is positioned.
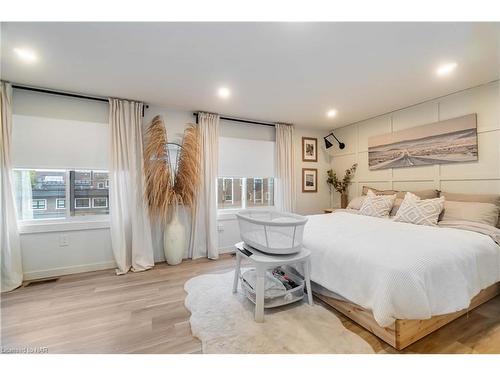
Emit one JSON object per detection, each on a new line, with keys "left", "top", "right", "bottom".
{"left": 1, "top": 22, "right": 499, "bottom": 129}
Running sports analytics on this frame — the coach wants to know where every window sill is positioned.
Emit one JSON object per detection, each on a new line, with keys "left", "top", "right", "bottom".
{"left": 18, "top": 217, "right": 110, "bottom": 234}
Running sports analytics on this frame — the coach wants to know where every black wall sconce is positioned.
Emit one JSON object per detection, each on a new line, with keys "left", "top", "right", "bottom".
{"left": 324, "top": 132, "right": 345, "bottom": 150}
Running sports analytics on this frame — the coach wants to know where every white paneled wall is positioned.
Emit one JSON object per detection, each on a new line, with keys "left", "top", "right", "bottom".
{"left": 329, "top": 81, "right": 500, "bottom": 207}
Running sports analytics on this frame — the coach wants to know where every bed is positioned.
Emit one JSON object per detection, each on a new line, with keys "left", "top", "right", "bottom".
{"left": 302, "top": 211, "right": 500, "bottom": 350}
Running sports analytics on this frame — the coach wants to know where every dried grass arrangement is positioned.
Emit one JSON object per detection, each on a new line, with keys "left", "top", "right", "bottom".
{"left": 144, "top": 115, "right": 200, "bottom": 222}
{"left": 174, "top": 124, "right": 200, "bottom": 207}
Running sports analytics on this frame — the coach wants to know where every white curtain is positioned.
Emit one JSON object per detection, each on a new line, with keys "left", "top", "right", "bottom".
{"left": 109, "top": 98, "right": 154, "bottom": 274}
{"left": 189, "top": 112, "right": 219, "bottom": 259}
{"left": 1, "top": 81, "right": 23, "bottom": 292}
{"left": 275, "top": 123, "right": 296, "bottom": 212}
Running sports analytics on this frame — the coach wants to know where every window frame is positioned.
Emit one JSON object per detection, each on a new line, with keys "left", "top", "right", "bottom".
{"left": 55, "top": 198, "right": 66, "bottom": 210}
{"left": 32, "top": 199, "right": 47, "bottom": 211}
{"left": 222, "top": 177, "right": 234, "bottom": 204}
{"left": 75, "top": 197, "right": 91, "bottom": 209}
{"left": 217, "top": 176, "right": 274, "bottom": 215}
{"left": 92, "top": 197, "right": 108, "bottom": 208}
{"left": 15, "top": 169, "right": 110, "bottom": 233}
{"left": 252, "top": 178, "right": 264, "bottom": 205}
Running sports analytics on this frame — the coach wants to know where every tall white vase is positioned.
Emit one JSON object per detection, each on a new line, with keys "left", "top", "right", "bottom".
{"left": 163, "top": 208, "right": 186, "bottom": 266}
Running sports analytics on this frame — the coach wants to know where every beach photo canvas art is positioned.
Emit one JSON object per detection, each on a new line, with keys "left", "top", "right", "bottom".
{"left": 368, "top": 114, "right": 478, "bottom": 170}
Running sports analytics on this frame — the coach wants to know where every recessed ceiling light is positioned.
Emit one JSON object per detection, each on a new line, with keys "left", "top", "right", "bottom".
{"left": 436, "top": 62, "right": 457, "bottom": 76}
{"left": 217, "top": 87, "right": 231, "bottom": 99}
{"left": 14, "top": 47, "right": 37, "bottom": 63}
{"left": 326, "top": 109, "right": 338, "bottom": 118}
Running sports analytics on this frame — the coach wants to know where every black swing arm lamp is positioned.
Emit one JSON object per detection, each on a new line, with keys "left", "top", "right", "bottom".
{"left": 324, "top": 132, "right": 345, "bottom": 150}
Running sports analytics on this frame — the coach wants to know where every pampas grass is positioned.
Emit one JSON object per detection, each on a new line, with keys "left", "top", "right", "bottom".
{"left": 174, "top": 123, "right": 200, "bottom": 207}
{"left": 144, "top": 116, "right": 200, "bottom": 222}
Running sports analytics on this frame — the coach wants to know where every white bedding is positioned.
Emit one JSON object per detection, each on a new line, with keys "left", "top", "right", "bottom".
{"left": 303, "top": 212, "right": 500, "bottom": 327}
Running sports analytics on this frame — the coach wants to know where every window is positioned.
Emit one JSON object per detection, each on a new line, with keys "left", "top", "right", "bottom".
{"left": 75, "top": 198, "right": 91, "bottom": 209}
{"left": 92, "top": 197, "right": 108, "bottom": 208}
{"left": 218, "top": 135, "right": 275, "bottom": 212}
{"left": 11, "top": 95, "right": 110, "bottom": 222}
{"left": 247, "top": 178, "right": 274, "bottom": 207}
{"left": 32, "top": 199, "right": 47, "bottom": 211}
{"left": 13, "top": 169, "right": 109, "bottom": 221}
{"left": 73, "top": 170, "right": 110, "bottom": 216}
{"left": 56, "top": 198, "right": 66, "bottom": 209}
{"left": 217, "top": 178, "right": 243, "bottom": 209}
{"left": 217, "top": 177, "right": 274, "bottom": 210}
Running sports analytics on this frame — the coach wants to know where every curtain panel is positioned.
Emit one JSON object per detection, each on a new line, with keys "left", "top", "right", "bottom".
{"left": 108, "top": 98, "right": 154, "bottom": 274}
{"left": 1, "top": 81, "right": 23, "bottom": 292}
{"left": 275, "top": 123, "right": 296, "bottom": 213}
{"left": 189, "top": 112, "right": 219, "bottom": 259}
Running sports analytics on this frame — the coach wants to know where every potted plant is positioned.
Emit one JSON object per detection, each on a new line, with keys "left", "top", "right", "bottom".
{"left": 326, "top": 163, "right": 357, "bottom": 209}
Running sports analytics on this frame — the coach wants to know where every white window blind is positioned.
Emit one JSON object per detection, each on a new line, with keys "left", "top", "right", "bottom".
{"left": 11, "top": 88, "right": 109, "bottom": 170}
{"left": 218, "top": 137, "right": 275, "bottom": 177}
{"left": 12, "top": 114, "right": 109, "bottom": 169}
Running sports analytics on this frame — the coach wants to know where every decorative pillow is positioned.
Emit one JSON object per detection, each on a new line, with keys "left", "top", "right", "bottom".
{"left": 362, "top": 186, "right": 398, "bottom": 196}
{"left": 362, "top": 186, "right": 439, "bottom": 200}
{"left": 441, "top": 201, "right": 500, "bottom": 227}
{"left": 440, "top": 192, "right": 500, "bottom": 228}
{"left": 393, "top": 192, "right": 445, "bottom": 226}
{"left": 347, "top": 196, "right": 365, "bottom": 210}
{"left": 389, "top": 198, "right": 404, "bottom": 216}
{"left": 398, "top": 189, "right": 439, "bottom": 200}
{"left": 358, "top": 190, "right": 396, "bottom": 218}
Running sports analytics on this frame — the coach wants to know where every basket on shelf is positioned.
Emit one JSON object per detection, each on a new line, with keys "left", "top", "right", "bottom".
{"left": 240, "top": 268, "right": 305, "bottom": 308}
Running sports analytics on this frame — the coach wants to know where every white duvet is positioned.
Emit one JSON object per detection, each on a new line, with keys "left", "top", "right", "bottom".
{"left": 303, "top": 212, "right": 500, "bottom": 327}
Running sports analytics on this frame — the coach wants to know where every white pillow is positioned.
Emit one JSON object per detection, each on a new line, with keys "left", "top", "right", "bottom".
{"left": 359, "top": 190, "right": 396, "bottom": 218}
{"left": 347, "top": 196, "right": 365, "bottom": 210}
{"left": 393, "top": 192, "right": 444, "bottom": 226}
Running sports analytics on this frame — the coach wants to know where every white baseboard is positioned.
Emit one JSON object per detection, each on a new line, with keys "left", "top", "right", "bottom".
{"left": 219, "top": 246, "right": 236, "bottom": 254}
{"left": 23, "top": 261, "right": 117, "bottom": 281}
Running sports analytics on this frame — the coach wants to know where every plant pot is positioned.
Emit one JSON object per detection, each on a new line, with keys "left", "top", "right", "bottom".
{"left": 163, "top": 208, "right": 186, "bottom": 266}
{"left": 340, "top": 194, "right": 348, "bottom": 209}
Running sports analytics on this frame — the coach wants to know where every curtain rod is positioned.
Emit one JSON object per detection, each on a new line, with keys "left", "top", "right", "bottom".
{"left": 11, "top": 84, "right": 150, "bottom": 110}
{"left": 193, "top": 112, "right": 276, "bottom": 127}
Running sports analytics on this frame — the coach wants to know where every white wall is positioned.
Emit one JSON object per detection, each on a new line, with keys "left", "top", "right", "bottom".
{"left": 19, "top": 227, "right": 114, "bottom": 280}
{"left": 329, "top": 81, "right": 500, "bottom": 206}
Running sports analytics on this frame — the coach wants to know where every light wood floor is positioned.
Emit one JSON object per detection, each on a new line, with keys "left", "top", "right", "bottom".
{"left": 1, "top": 255, "right": 499, "bottom": 354}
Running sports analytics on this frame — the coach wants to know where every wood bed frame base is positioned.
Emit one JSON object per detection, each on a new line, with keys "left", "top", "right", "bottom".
{"left": 314, "top": 282, "right": 500, "bottom": 350}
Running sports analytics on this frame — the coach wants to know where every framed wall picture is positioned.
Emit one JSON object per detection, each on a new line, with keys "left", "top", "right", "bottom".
{"left": 368, "top": 114, "right": 478, "bottom": 170}
{"left": 302, "top": 137, "right": 318, "bottom": 162}
{"left": 302, "top": 168, "right": 318, "bottom": 192}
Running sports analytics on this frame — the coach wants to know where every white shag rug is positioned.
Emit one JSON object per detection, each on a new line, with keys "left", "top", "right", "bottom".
{"left": 184, "top": 270, "right": 374, "bottom": 354}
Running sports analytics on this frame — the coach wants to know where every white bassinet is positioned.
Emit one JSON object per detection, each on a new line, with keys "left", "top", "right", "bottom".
{"left": 236, "top": 210, "right": 308, "bottom": 254}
